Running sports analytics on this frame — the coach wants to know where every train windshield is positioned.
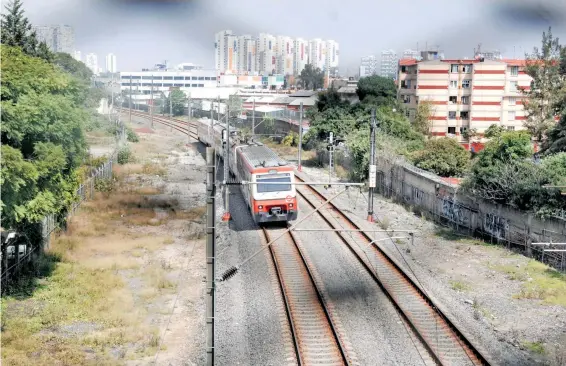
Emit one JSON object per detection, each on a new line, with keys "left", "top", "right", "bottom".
{"left": 256, "top": 173, "right": 292, "bottom": 193}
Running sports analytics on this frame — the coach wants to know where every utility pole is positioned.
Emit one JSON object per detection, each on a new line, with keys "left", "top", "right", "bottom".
{"left": 150, "top": 75, "right": 154, "bottom": 128}
{"left": 222, "top": 105, "right": 231, "bottom": 222}
{"left": 205, "top": 147, "right": 216, "bottom": 366}
{"left": 188, "top": 92, "right": 192, "bottom": 122}
{"left": 298, "top": 101, "right": 304, "bottom": 171}
{"left": 368, "top": 108, "right": 377, "bottom": 222}
{"left": 129, "top": 75, "right": 132, "bottom": 124}
{"left": 217, "top": 96, "right": 221, "bottom": 124}
{"left": 210, "top": 100, "right": 214, "bottom": 138}
{"left": 328, "top": 132, "right": 334, "bottom": 185}
{"left": 252, "top": 99, "right": 256, "bottom": 138}
{"left": 169, "top": 91, "right": 173, "bottom": 118}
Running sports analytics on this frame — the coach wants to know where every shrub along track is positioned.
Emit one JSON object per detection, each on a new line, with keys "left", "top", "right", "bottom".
{"left": 261, "top": 226, "right": 358, "bottom": 365}
{"left": 294, "top": 174, "right": 492, "bottom": 366}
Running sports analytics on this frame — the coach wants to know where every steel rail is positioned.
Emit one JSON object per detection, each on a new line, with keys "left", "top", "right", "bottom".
{"left": 294, "top": 175, "right": 491, "bottom": 366}
{"left": 262, "top": 226, "right": 352, "bottom": 366}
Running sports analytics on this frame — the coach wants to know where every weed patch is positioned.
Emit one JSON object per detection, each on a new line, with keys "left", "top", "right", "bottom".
{"left": 522, "top": 341, "right": 545, "bottom": 354}
{"left": 450, "top": 280, "right": 471, "bottom": 292}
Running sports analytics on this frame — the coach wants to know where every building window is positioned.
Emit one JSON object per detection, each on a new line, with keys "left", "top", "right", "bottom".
{"left": 461, "top": 96, "right": 470, "bottom": 104}
{"left": 191, "top": 84, "right": 197, "bottom": 87}
{"left": 163, "top": 76, "right": 173, "bottom": 80}
{"left": 508, "top": 111, "right": 515, "bottom": 120}
{"left": 460, "top": 111, "right": 469, "bottom": 119}
{"left": 462, "top": 64, "right": 472, "bottom": 73}
{"left": 174, "top": 83, "right": 183, "bottom": 87}
{"left": 211, "top": 77, "right": 217, "bottom": 81}
{"left": 450, "top": 64, "right": 458, "bottom": 73}
{"left": 449, "top": 111, "right": 456, "bottom": 119}
{"left": 198, "top": 77, "right": 204, "bottom": 80}
{"left": 192, "top": 76, "right": 197, "bottom": 80}
{"left": 510, "top": 66, "right": 519, "bottom": 76}
{"left": 507, "top": 126, "right": 515, "bottom": 131}
{"left": 403, "top": 95, "right": 411, "bottom": 104}
{"left": 198, "top": 84, "right": 204, "bottom": 87}
{"left": 405, "top": 109, "right": 410, "bottom": 117}
{"left": 509, "top": 97, "right": 516, "bottom": 105}
{"left": 510, "top": 81, "right": 518, "bottom": 92}
{"left": 205, "top": 77, "right": 211, "bottom": 80}
{"left": 174, "top": 76, "right": 184, "bottom": 80}
{"left": 449, "top": 96, "right": 457, "bottom": 104}
{"left": 462, "top": 80, "right": 471, "bottom": 88}
{"left": 142, "top": 76, "right": 152, "bottom": 80}
{"left": 450, "top": 80, "right": 458, "bottom": 88}
{"left": 448, "top": 127, "right": 456, "bottom": 134}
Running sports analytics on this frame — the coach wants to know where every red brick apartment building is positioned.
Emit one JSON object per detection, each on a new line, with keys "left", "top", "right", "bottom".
{"left": 398, "top": 57, "right": 535, "bottom": 150}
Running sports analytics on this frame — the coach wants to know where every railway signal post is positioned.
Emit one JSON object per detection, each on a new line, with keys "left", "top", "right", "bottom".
{"left": 298, "top": 102, "right": 304, "bottom": 171}
{"left": 368, "top": 108, "right": 377, "bottom": 222}
{"left": 150, "top": 76, "right": 154, "bottom": 128}
{"left": 205, "top": 147, "right": 216, "bottom": 366}
{"left": 252, "top": 99, "right": 256, "bottom": 137}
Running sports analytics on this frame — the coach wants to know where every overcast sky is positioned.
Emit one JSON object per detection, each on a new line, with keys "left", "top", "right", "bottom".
{"left": 19, "top": 0, "right": 566, "bottom": 73}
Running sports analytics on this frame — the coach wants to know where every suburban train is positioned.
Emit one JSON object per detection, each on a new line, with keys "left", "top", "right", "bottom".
{"left": 196, "top": 117, "right": 298, "bottom": 223}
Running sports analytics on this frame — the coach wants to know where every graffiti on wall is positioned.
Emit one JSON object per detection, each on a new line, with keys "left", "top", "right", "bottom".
{"left": 412, "top": 187, "right": 425, "bottom": 206}
{"left": 440, "top": 198, "right": 469, "bottom": 227}
{"left": 484, "top": 213, "right": 508, "bottom": 239}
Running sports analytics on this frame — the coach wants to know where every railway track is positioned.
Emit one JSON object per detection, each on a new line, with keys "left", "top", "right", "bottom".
{"left": 262, "top": 226, "right": 356, "bottom": 366}
{"left": 124, "top": 109, "right": 198, "bottom": 139}
{"left": 293, "top": 175, "right": 491, "bottom": 366}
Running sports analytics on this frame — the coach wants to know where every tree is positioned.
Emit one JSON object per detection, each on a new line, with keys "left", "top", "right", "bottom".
{"left": 299, "top": 64, "right": 324, "bottom": 90}
{"left": 54, "top": 52, "right": 93, "bottom": 81}
{"left": 356, "top": 75, "right": 396, "bottom": 105}
{"left": 0, "top": 0, "right": 53, "bottom": 61}
{"left": 315, "top": 87, "right": 349, "bottom": 112}
{"left": 543, "top": 112, "right": 566, "bottom": 153}
{"left": 461, "top": 130, "right": 565, "bottom": 215}
{"left": 412, "top": 100, "right": 434, "bottom": 136}
{"left": 522, "top": 27, "right": 565, "bottom": 141}
{"left": 161, "top": 89, "right": 186, "bottom": 116}
{"left": 411, "top": 138, "right": 470, "bottom": 177}
{"left": 484, "top": 124, "right": 505, "bottom": 139}
{"left": 0, "top": 45, "right": 88, "bottom": 229}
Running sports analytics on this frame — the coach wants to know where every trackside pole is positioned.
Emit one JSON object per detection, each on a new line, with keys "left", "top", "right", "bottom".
{"left": 368, "top": 108, "right": 377, "bottom": 222}
{"left": 205, "top": 147, "right": 216, "bottom": 366}
{"left": 298, "top": 102, "right": 304, "bottom": 172}
{"left": 222, "top": 105, "right": 231, "bottom": 222}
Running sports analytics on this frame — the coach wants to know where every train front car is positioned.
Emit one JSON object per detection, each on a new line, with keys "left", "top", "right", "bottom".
{"left": 234, "top": 144, "right": 298, "bottom": 224}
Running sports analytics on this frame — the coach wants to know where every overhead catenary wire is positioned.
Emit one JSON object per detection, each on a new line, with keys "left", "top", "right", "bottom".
{"left": 219, "top": 187, "right": 348, "bottom": 282}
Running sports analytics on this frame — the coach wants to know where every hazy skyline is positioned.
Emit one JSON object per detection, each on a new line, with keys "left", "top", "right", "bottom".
{"left": 17, "top": 0, "right": 566, "bottom": 73}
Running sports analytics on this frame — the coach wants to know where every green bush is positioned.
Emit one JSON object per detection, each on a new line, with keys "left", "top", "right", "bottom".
{"left": 117, "top": 146, "right": 132, "bottom": 165}
{"left": 127, "top": 128, "right": 139, "bottom": 142}
{"left": 282, "top": 132, "right": 299, "bottom": 147}
{"left": 411, "top": 138, "right": 471, "bottom": 177}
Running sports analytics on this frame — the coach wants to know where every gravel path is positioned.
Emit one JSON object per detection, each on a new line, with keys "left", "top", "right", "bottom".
{"left": 215, "top": 162, "right": 294, "bottom": 366}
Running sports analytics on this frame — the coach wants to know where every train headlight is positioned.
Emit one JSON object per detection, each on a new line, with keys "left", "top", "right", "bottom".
{"left": 258, "top": 205, "right": 263, "bottom": 210}
{"left": 289, "top": 203, "right": 293, "bottom": 208}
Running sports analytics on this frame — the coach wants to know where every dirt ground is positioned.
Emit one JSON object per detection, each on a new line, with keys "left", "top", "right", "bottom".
{"left": 1, "top": 116, "right": 207, "bottom": 365}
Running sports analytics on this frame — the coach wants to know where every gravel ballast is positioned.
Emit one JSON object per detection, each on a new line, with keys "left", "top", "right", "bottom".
{"left": 294, "top": 197, "right": 432, "bottom": 365}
